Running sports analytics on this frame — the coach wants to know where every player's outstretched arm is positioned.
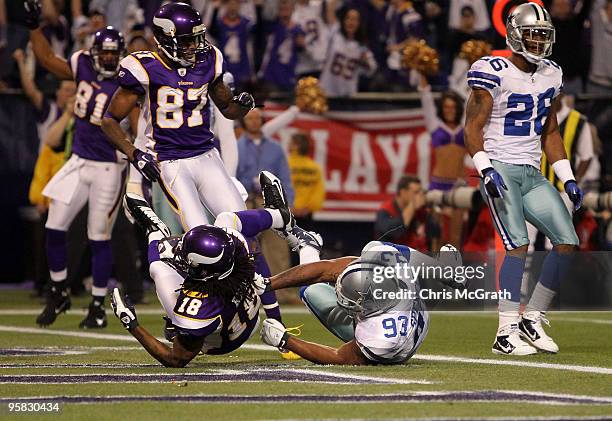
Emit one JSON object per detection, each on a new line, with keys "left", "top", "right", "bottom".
{"left": 111, "top": 288, "right": 203, "bottom": 368}
{"left": 268, "top": 257, "right": 357, "bottom": 290}
{"left": 285, "top": 338, "right": 369, "bottom": 365}
{"left": 102, "top": 88, "right": 140, "bottom": 159}
{"left": 209, "top": 77, "right": 254, "bottom": 119}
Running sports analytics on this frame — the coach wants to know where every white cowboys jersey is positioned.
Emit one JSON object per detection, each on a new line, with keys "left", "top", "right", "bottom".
{"left": 467, "top": 56, "right": 563, "bottom": 168}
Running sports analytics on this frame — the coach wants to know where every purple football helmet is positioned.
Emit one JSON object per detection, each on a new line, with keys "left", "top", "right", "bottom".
{"left": 179, "top": 226, "right": 236, "bottom": 281}
{"left": 152, "top": 2, "right": 211, "bottom": 67}
{"left": 90, "top": 26, "right": 125, "bottom": 78}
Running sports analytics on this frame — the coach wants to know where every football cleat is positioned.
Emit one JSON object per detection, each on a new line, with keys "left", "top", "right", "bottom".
{"left": 259, "top": 171, "right": 294, "bottom": 232}
{"left": 36, "top": 285, "right": 71, "bottom": 327}
{"left": 79, "top": 302, "right": 107, "bottom": 329}
{"left": 519, "top": 311, "right": 559, "bottom": 353}
{"left": 492, "top": 323, "right": 537, "bottom": 356}
{"left": 123, "top": 193, "right": 171, "bottom": 239}
{"left": 163, "top": 316, "right": 177, "bottom": 342}
{"left": 282, "top": 226, "right": 323, "bottom": 253}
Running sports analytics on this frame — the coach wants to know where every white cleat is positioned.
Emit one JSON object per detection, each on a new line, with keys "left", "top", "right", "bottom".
{"left": 492, "top": 323, "right": 537, "bottom": 356}
{"left": 519, "top": 311, "right": 559, "bottom": 354}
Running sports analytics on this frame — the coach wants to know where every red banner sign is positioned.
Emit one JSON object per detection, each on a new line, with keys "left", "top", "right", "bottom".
{"left": 265, "top": 104, "right": 432, "bottom": 221}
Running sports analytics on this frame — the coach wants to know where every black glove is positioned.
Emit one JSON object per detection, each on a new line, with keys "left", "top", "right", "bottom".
{"left": 234, "top": 92, "right": 255, "bottom": 111}
{"left": 24, "top": 0, "right": 42, "bottom": 29}
{"left": 110, "top": 288, "right": 139, "bottom": 331}
{"left": 132, "top": 149, "right": 160, "bottom": 182}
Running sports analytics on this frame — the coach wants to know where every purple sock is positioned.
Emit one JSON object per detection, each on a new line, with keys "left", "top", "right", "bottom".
{"left": 46, "top": 228, "right": 67, "bottom": 281}
{"left": 255, "top": 252, "right": 282, "bottom": 322}
{"left": 90, "top": 240, "right": 113, "bottom": 297}
{"left": 235, "top": 210, "right": 273, "bottom": 237}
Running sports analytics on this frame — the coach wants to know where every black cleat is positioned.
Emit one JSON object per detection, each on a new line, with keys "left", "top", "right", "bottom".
{"left": 79, "top": 302, "right": 107, "bottom": 329}
{"left": 36, "top": 285, "right": 71, "bottom": 327}
{"left": 259, "top": 171, "right": 294, "bottom": 231}
{"left": 123, "top": 193, "right": 171, "bottom": 238}
{"left": 163, "top": 316, "right": 177, "bottom": 342}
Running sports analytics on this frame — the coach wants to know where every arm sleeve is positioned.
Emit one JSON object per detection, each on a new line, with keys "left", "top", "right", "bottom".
{"left": 261, "top": 105, "right": 300, "bottom": 138}
{"left": 467, "top": 59, "right": 502, "bottom": 99}
{"left": 117, "top": 55, "right": 148, "bottom": 95}
{"left": 214, "top": 105, "right": 238, "bottom": 176}
{"left": 212, "top": 46, "right": 225, "bottom": 82}
{"left": 69, "top": 51, "right": 82, "bottom": 80}
{"left": 418, "top": 84, "right": 439, "bottom": 133}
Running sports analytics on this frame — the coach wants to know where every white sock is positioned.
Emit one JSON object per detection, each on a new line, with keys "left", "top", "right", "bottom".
{"left": 299, "top": 246, "right": 321, "bottom": 264}
{"left": 91, "top": 286, "right": 108, "bottom": 297}
{"left": 265, "top": 209, "right": 285, "bottom": 229}
{"left": 50, "top": 269, "right": 67, "bottom": 282}
{"left": 498, "top": 310, "right": 520, "bottom": 331}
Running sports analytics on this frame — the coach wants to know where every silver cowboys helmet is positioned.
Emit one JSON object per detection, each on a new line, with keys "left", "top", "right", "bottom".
{"left": 506, "top": 3, "right": 555, "bottom": 64}
{"left": 335, "top": 259, "right": 403, "bottom": 318}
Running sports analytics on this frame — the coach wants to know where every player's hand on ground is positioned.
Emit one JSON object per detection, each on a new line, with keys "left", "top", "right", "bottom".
{"left": 252, "top": 273, "right": 270, "bottom": 296}
{"left": 234, "top": 92, "right": 255, "bottom": 111}
{"left": 482, "top": 168, "right": 507, "bottom": 199}
{"left": 23, "top": 0, "right": 42, "bottom": 29}
{"left": 110, "top": 288, "right": 139, "bottom": 331}
{"left": 132, "top": 149, "right": 160, "bottom": 182}
{"left": 564, "top": 180, "right": 583, "bottom": 211}
{"left": 260, "top": 319, "right": 289, "bottom": 349}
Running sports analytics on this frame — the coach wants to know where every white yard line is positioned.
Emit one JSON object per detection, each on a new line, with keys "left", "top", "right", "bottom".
{"left": 0, "top": 324, "right": 611, "bottom": 375}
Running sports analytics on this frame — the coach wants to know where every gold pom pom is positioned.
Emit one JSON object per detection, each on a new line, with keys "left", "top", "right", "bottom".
{"left": 459, "top": 40, "right": 492, "bottom": 65}
{"left": 295, "top": 77, "right": 328, "bottom": 115}
{"left": 401, "top": 39, "right": 439, "bottom": 76}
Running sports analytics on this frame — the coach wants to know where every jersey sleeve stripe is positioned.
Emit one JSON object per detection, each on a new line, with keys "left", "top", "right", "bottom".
{"left": 467, "top": 71, "right": 500, "bottom": 85}
{"left": 69, "top": 51, "right": 82, "bottom": 79}
{"left": 121, "top": 55, "right": 150, "bottom": 86}
{"left": 467, "top": 79, "right": 496, "bottom": 90}
{"left": 213, "top": 46, "right": 224, "bottom": 80}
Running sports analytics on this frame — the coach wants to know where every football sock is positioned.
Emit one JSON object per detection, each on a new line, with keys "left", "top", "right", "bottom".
{"left": 299, "top": 246, "right": 320, "bottom": 264}
{"left": 90, "top": 240, "right": 112, "bottom": 298}
{"left": 498, "top": 255, "right": 525, "bottom": 330}
{"left": 254, "top": 253, "right": 282, "bottom": 322}
{"left": 265, "top": 209, "right": 286, "bottom": 229}
{"left": 525, "top": 250, "right": 573, "bottom": 313}
{"left": 235, "top": 209, "right": 273, "bottom": 237}
{"left": 46, "top": 229, "right": 67, "bottom": 285}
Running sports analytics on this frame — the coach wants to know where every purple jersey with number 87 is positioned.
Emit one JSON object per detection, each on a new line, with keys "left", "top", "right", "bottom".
{"left": 117, "top": 48, "right": 225, "bottom": 161}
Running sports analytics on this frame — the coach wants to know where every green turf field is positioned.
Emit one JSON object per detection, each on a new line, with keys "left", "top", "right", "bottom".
{"left": 0, "top": 289, "right": 611, "bottom": 420}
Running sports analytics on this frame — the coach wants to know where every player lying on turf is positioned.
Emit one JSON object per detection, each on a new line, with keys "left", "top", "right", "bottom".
{"left": 256, "top": 214, "right": 464, "bottom": 365}
{"left": 111, "top": 172, "right": 313, "bottom": 367}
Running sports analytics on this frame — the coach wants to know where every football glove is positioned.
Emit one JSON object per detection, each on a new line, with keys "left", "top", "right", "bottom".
{"left": 564, "top": 180, "right": 583, "bottom": 211}
{"left": 132, "top": 149, "right": 160, "bottom": 182}
{"left": 252, "top": 273, "right": 271, "bottom": 296}
{"left": 23, "top": 0, "right": 41, "bottom": 29}
{"left": 234, "top": 92, "right": 255, "bottom": 111}
{"left": 482, "top": 167, "right": 507, "bottom": 199}
{"left": 260, "top": 319, "right": 290, "bottom": 350}
{"left": 110, "top": 288, "right": 139, "bottom": 331}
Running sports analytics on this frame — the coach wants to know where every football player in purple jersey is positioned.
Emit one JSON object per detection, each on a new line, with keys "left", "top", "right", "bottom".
{"left": 23, "top": 0, "right": 127, "bottom": 329}
{"left": 101, "top": 2, "right": 255, "bottom": 231}
{"left": 112, "top": 172, "right": 319, "bottom": 367}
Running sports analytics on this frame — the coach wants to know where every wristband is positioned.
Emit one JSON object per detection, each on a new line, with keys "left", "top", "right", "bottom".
{"left": 551, "top": 159, "right": 575, "bottom": 184}
{"left": 472, "top": 151, "right": 493, "bottom": 176}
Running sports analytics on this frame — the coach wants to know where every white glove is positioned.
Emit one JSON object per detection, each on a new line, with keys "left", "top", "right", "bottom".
{"left": 252, "top": 273, "right": 270, "bottom": 296}
{"left": 260, "top": 319, "right": 289, "bottom": 349}
{"left": 110, "top": 288, "right": 138, "bottom": 331}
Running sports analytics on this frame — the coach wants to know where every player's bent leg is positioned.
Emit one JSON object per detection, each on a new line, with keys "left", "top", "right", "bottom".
{"left": 300, "top": 283, "right": 355, "bottom": 343}
{"left": 197, "top": 150, "right": 246, "bottom": 217}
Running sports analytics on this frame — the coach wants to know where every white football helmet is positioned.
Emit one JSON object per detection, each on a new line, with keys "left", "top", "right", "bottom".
{"left": 506, "top": 3, "right": 555, "bottom": 64}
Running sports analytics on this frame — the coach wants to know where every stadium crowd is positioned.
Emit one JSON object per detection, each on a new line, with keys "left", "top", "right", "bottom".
{"left": 0, "top": 0, "right": 610, "bottom": 301}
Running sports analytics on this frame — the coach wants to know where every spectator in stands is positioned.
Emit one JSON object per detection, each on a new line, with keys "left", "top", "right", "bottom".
{"left": 319, "top": 6, "right": 377, "bottom": 97}
{"left": 87, "top": 0, "right": 142, "bottom": 35}
{"left": 40, "top": 0, "right": 69, "bottom": 57}
{"left": 448, "top": 0, "right": 490, "bottom": 34}
{"left": 588, "top": 0, "right": 612, "bottom": 93}
{"left": 258, "top": 0, "right": 305, "bottom": 91}
{"left": 385, "top": 0, "right": 423, "bottom": 70}
{"left": 208, "top": 0, "right": 256, "bottom": 88}
{"left": 288, "top": 131, "right": 325, "bottom": 231}
{"left": 549, "top": 0, "right": 592, "bottom": 94}
{"left": 293, "top": 0, "right": 332, "bottom": 78}
{"left": 71, "top": 3, "right": 107, "bottom": 52}
{"left": 13, "top": 48, "right": 76, "bottom": 151}
{"left": 237, "top": 106, "right": 295, "bottom": 274}
{"left": 446, "top": 6, "right": 487, "bottom": 58}
{"left": 374, "top": 175, "right": 440, "bottom": 252}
